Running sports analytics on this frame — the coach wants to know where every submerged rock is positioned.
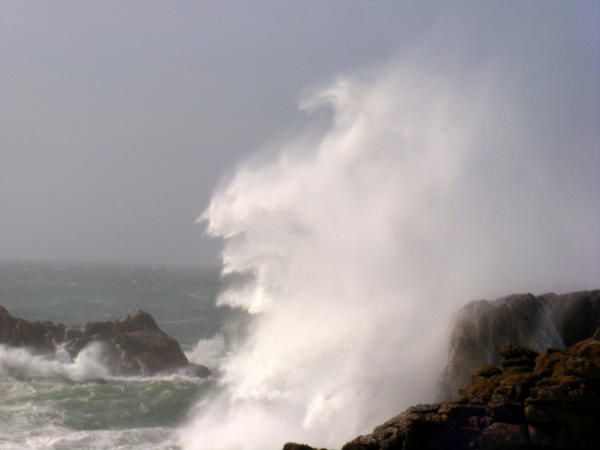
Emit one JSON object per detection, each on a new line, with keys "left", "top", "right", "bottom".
{"left": 0, "top": 306, "right": 210, "bottom": 377}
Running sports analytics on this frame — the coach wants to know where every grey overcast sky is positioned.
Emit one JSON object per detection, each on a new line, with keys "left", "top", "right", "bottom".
{"left": 1, "top": 1, "right": 598, "bottom": 267}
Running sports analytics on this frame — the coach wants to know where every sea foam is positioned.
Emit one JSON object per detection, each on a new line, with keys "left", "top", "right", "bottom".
{"left": 0, "top": 342, "right": 110, "bottom": 382}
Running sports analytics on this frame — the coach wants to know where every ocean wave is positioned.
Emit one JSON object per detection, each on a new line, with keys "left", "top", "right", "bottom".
{"left": 0, "top": 426, "right": 180, "bottom": 450}
{"left": 0, "top": 343, "right": 110, "bottom": 382}
{"left": 184, "top": 52, "right": 600, "bottom": 448}
{"left": 0, "top": 343, "right": 213, "bottom": 385}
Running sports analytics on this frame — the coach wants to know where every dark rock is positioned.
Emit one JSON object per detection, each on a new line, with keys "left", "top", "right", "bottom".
{"left": 489, "top": 401, "right": 525, "bottom": 424}
{"left": 0, "top": 305, "right": 210, "bottom": 377}
{"left": 180, "top": 363, "right": 212, "bottom": 378}
{"left": 479, "top": 423, "right": 529, "bottom": 449}
{"left": 524, "top": 339, "right": 600, "bottom": 449}
{"left": 440, "top": 290, "right": 599, "bottom": 400}
{"left": 282, "top": 444, "right": 327, "bottom": 450}
{"left": 477, "top": 365, "right": 503, "bottom": 378}
{"left": 0, "top": 305, "right": 65, "bottom": 354}
{"left": 545, "top": 291, "right": 600, "bottom": 346}
{"left": 64, "top": 327, "right": 84, "bottom": 341}
{"left": 66, "top": 308, "right": 189, "bottom": 375}
{"left": 337, "top": 338, "right": 600, "bottom": 450}
{"left": 286, "top": 290, "right": 600, "bottom": 450}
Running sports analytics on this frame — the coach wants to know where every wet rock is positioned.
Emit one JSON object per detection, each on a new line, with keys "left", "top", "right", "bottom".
{"left": 0, "top": 305, "right": 210, "bottom": 377}
{"left": 286, "top": 291, "right": 599, "bottom": 450}
{"left": 0, "top": 305, "right": 64, "bottom": 354}
{"left": 524, "top": 339, "right": 600, "bottom": 449}
{"left": 545, "top": 291, "right": 600, "bottom": 346}
{"left": 337, "top": 338, "right": 600, "bottom": 450}
{"left": 441, "top": 290, "right": 599, "bottom": 399}
{"left": 180, "top": 362, "right": 212, "bottom": 378}
{"left": 282, "top": 444, "right": 327, "bottom": 450}
{"left": 65, "top": 308, "right": 190, "bottom": 375}
{"left": 479, "top": 423, "right": 529, "bottom": 449}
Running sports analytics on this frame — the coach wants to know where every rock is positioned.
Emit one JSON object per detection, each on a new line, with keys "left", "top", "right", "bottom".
{"left": 282, "top": 444, "right": 327, "bottom": 450}
{"left": 0, "top": 305, "right": 65, "bottom": 354}
{"left": 440, "top": 290, "right": 599, "bottom": 399}
{"left": 0, "top": 306, "right": 210, "bottom": 377}
{"left": 286, "top": 291, "right": 599, "bottom": 450}
{"left": 476, "top": 365, "right": 503, "bottom": 378}
{"left": 479, "top": 423, "right": 529, "bottom": 449}
{"left": 65, "top": 308, "right": 190, "bottom": 375}
{"left": 180, "top": 362, "right": 212, "bottom": 378}
{"left": 338, "top": 338, "right": 600, "bottom": 450}
{"left": 545, "top": 291, "right": 600, "bottom": 346}
{"left": 524, "top": 339, "right": 600, "bottom": 449}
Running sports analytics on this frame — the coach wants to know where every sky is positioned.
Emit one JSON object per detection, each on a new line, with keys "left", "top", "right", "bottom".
{"left": 1, "top": 1, "right": 598, "bottom": 267}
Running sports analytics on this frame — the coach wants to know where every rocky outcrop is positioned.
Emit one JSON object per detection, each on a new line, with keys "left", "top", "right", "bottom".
{"left": 544, "top": 291, "right": 600, "bottom": 346}
{"left": 0, "top": 305, "right": 65, "bottom": 353}
{"left": 285, "top": 337, "right": 600, "bottom": 450}
{"left": 0, "top": 306, "right": 209, "bottom": 377}
{"left": 282, "top": 290, "right": 600, "bottom": 450}
{"left": 441, "top": 290, "right": 599, "bottom": 399}
{"left": 282, "top": 444, "right": 328, "bottom": 450}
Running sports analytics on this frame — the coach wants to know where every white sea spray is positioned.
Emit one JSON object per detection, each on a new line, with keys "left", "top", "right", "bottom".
{"left": 182, "top": 60, "right": 599, "bottom": 449}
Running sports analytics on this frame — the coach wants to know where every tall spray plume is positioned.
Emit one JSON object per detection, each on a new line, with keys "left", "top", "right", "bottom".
{"left": 182, "top": 61, "right": 599, "bottom": 449}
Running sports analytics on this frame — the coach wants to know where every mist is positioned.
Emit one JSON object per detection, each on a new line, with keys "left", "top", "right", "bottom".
{"left": 180, "top": 40, "right": 599, "bottom": 447}
{"left": 0, "top": 2, "right": 598, "bottom": 448}
{"left": 176, "top": 4, "right": 599, "bottom": 447}
{"left": 1, "top": 1, "right": 597, "bottom": 267}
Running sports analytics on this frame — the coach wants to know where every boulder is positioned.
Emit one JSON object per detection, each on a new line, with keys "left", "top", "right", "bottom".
{"left": 0, "top": 306, "right": 210, "bottom": 377}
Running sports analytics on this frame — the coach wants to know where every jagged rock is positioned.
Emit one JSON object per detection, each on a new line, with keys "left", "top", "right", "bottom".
{"left": 441, "top": 290, "right": 599, "bottom": 399}
{"left": 479, "top": 423, "right": 529, "bottom": 449}
{"left": 339, "top": 338, "right": 600, "bottom": 450}
{"left": 65, "top": 308, "right": 190, "bottom": 375}
{"left": 0, "top": 305, "right": 65, "bottom": 354}
{"left": 0, "top": 306, "right": 210, "bottom": 377}
{"left": 282, "top": 444, "right": 327, "bottom": 450}
{"left": 524, "top": 339, "right": 600, "bottom": 449}
{"left": 282, "top": 291, "right": 600, "bottom": 450}
{"left": 180, "top": 363, "right": 213, "bottom": 378}
{"left": 544, "top": 291, "right": 600, "bottom": 346}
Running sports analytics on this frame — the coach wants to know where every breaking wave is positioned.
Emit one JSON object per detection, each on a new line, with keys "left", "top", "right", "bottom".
{"left": 0, "top": 343, "right": 110, "bottom": 382}
{"left": 182, "top": 60, "right": 599, "bottom": 449}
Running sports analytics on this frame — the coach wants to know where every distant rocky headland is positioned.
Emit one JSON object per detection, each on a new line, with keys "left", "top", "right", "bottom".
{"left": 0, "top": 306, "right": 210, "bottom": 377}
{"left": 284, "top": 290, "right": 600, "bottom": 450}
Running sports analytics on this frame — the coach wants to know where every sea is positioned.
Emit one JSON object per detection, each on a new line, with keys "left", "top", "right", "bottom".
{"left": 0, "top": 260, "right": 240, "bottom": 450}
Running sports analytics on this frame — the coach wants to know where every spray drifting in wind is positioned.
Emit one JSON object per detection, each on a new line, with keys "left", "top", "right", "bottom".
{"left": 182, "top": 60, "right": 599, "bottom": 449}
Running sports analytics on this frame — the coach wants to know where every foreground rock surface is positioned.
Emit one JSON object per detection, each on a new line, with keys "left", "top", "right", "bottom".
{"left": 0, "top": 305, "right": 209, "bottom": 376}
{"left": 441, "top": 290, "right": 600, "bottom": 398}
{"left": 285, "top": 337, "right": 600, "bottom": 450}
